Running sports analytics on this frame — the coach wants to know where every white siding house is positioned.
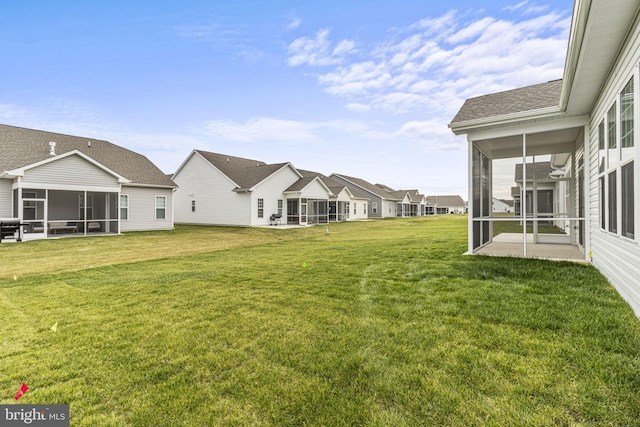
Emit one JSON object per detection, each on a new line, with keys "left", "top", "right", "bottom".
{"left": 173, "top": 150, "right": 373, "bottom": 227}
{"left": 173, "top": 150, "right": 303, "bottom": 227}
{"left": 330, "top": 173, "right": 399, "bottom": 218}
{"left": 449, "top": 0, "right": 640, "bottom": 315}
{"left": 0, "top": 124, "right": 176, "bottom": 240}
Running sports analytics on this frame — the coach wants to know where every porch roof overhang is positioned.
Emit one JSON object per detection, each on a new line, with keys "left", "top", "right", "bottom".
{"left": 459, "top": 112, "right": 589, "bottom": 160}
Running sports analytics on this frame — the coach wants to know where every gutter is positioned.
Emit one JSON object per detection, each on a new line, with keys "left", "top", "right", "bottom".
{"left": 559, "top": 0, "right": 592, "bottom": 111}
{"left": 448, "top": 106, "right": 564, "bottom": 135}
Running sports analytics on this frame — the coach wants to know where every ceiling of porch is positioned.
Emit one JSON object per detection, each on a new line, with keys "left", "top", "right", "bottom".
{"left": 474, "top": 126, "right": 583, "bottom": 160}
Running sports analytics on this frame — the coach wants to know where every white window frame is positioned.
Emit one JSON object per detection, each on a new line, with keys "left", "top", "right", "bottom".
{"left": 598, "top": 71, "right": 637, "bottom": 241}
{"left": 155, "top": 195, "right": 166, "bottom": 220}
{"left": 120, "top": 194, "right": 129, "bottom": 220}
{"left": 257, "top": 198, "right": 264, "bottom": 218}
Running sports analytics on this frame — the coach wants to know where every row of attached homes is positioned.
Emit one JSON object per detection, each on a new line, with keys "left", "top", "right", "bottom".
{"left": 1, "top": 126, "right": 462, "bottom": 241}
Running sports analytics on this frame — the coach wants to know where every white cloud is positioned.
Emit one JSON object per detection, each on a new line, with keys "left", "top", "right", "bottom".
{"left": 291, "top": 6, "right": 570, "bottom": 117}
{"left": 395, "top": 120, "right": 465, "bottom": 150}
{"left": 287, "top": 29, "right": 356, "bottom": 66}
{"left": 503, "top": 1, "right": 549, "bottom": 15}
{"left": 204, "top": 117, "right": 321, "bottom": 143}
{"left": 286, "top": 17, "right": 302, "bottom": 30}
{"left": 345, "top": 102, "right": 371, "bottom": 112}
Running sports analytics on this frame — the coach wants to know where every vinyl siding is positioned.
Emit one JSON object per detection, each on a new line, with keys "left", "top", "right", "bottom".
{"left": 329, "top": 175, "right": 384, "bottom": 218}
{"left": 298, "top": 179, "right": 330, "bottom": 199}
{"left": 21, "top": 155, "right": 120, "bottom": 189}
{"left": 120, "top": 186, "right": 174, "bottom": 232}
{"left": 173, "top": 153, "right": 252, "bottom": 226}
{"left": 382, "top": 200, "right": 397, "bottom": 218}
{"left": 0, "top": 179, "right": 12, "bottom": 217}
{"left": 587, "top": 15, "right": 640, "bottom": 316}
{"left": 252, "top": 166, "right": 301, "bottom": 226}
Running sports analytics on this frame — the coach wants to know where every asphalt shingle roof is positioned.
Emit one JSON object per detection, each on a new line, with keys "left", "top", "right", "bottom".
{"left": 298, "top": 169, "right": 346, "bottom": 195}
{"left": 425, "top": 195, "right": 465, "bottom": 207}
{"left": 196, "top": 150, "right": 293, "bottom": 190}
{"left": 331, "top": 173, "right": 400, "bottom": 200}
{"left": 450, "top": 79, "right": 563, "bottom": 124}
{"left": 515, "top": 162, "right": 553, "bottom": 182}
{"left": 0, "top": 124, "right": 175, "bottom": 187}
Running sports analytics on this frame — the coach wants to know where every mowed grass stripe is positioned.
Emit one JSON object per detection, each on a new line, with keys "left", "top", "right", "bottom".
{"left": 1, "top": 216, "right": 640, "bottom": 426}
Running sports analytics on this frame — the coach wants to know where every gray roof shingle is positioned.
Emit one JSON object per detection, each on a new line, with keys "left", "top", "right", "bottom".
{"left": 515, "top": 162, "right": 553, "bottom": 182}
{"left": 450, "top": 79, "right": 562, "bottom": 124}
{"left": 331, "top": 173, "right": 400, "bottom": 200}
{"left": 298, "top": 169, "right": 346, "bottom": 195}
{"left": 195, "top": 150, "right": 294, "bottom": 190}
{"left": 0, "top": 123, "right": 175, "bottom": 187}
{"left": 425, "top": 195, "right": 465, "bottom": 207}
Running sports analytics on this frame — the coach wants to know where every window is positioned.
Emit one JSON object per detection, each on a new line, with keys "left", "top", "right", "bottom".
{"left": 372, "top": 202, "right": 378, "bottom": 214}
{"left": 622, "top": 162, "right": 634, "bottom": 239}
{"left": 598, "top": 120, "right": 606, "bottom": 173}
{"left": 608, "top": 103, "right": 618, "bottom": 167}
{"left": 608, "top": 171, "right": 617, "bottom": 233}
{"left": 155, "top": 196, "right": 166, "bottom": 220}
{"left": 257, "top": 198, "right": 264, "bottom": 218}
{"left": 599, "top": 76, "right": 636, "bottom": 240}
{"left": 599, "top": 177, "right": 605, "bottom": 230}
{"left": 622, "top": 78, "right": 634, "bottom": 162}
{"left": 192, "top": 200, "right": 196, "bottom": 213}
{"left": 277, "top": 199, "right": 283, "bottom": 215}
{"left": 354, "top": 203, "right": 357, "bottom": 215}
{"left": 120, "top": 195, "right": 129, "bottom": 220}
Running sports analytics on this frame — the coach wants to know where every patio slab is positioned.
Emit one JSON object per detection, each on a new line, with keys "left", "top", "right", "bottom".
{"left": 474, "top": 233, "right": 588, "bottom": 263}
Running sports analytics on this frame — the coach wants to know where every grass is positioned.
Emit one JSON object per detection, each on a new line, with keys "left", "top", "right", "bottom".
{"left": 2, "top": 216, "right": 640, "bottom": 426}
{"left": 491, "top": 213, "right": 566, "bottom": 236}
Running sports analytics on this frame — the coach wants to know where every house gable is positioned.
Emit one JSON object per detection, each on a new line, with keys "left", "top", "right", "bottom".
{"left": 16, "top": 151, "right": 126, "bottom": 190}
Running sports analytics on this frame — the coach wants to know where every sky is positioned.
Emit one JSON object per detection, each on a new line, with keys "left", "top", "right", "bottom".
{"left": 0, "top": 0, "right": 573, "bottom": 198}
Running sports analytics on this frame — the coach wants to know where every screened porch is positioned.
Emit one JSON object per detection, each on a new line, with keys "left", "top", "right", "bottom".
{"left": 469, "top": 122, "right": 589, "bottom": 262}
{"left": 286, "top": 198, "right": 330, "bottom": 225}
{"left": 16, "top": 188, "right": 120, "bottom": 239}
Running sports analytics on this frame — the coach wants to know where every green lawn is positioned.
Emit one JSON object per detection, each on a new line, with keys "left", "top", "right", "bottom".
{"left": 2, "top": 216, "right": 640, "bottom": 426}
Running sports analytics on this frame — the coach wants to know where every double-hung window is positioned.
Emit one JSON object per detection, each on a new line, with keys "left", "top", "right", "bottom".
{"left": 155, "top": 196, "right": 166, "bottom": 220}
{"left": 599, "top": 76, "right": 635, "bottom": 239}
{"left": 257, "top": 198, "right": 264, "bottom": 218}
{"left": 120, "top": 194, "right": 129, "bottom": 220}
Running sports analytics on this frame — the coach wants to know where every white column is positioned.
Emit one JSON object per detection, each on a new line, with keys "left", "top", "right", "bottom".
{"left": 468, "top": 139, "right": 474, "bottom": 254}
{"left": 522, "top": 134, "right": 527, "bottom": 257}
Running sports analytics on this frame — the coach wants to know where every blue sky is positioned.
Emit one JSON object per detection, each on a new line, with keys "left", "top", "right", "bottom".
{"left": 1, "top": 0, "right": 573, "bottom": 197}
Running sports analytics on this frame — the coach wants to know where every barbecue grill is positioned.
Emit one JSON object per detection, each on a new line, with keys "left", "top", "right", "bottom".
{"left": 0, "top": 219, "right": 25, "bottom": 242}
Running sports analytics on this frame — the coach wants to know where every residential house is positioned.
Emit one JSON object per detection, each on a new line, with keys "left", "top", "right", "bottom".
{"left": 425, "top": 195, "right": 466, "bottom": 214}
{"left": 449, "top": 0, "right": 640, "bottom": 315}
{"left": 330, "top": 173, "right": 398, "bottom": 218}
{"left": 388, "top": 189, "right": 426, "bottom": 217}
{"left": 0, "top": 123, "right": 176, "bottom": 240}
{"left": 172, "top": 150, "right": 366, "bottom": 227}
{"left": 492, "top": 198, "right": 514, "bottom": 213}
{"left": 298, "top": 170, "right": 369, "bottom": 221}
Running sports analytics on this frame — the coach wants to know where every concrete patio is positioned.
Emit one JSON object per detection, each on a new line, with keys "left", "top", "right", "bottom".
{"left": 473, "top": 233, "right": 588, "bottom": 263}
